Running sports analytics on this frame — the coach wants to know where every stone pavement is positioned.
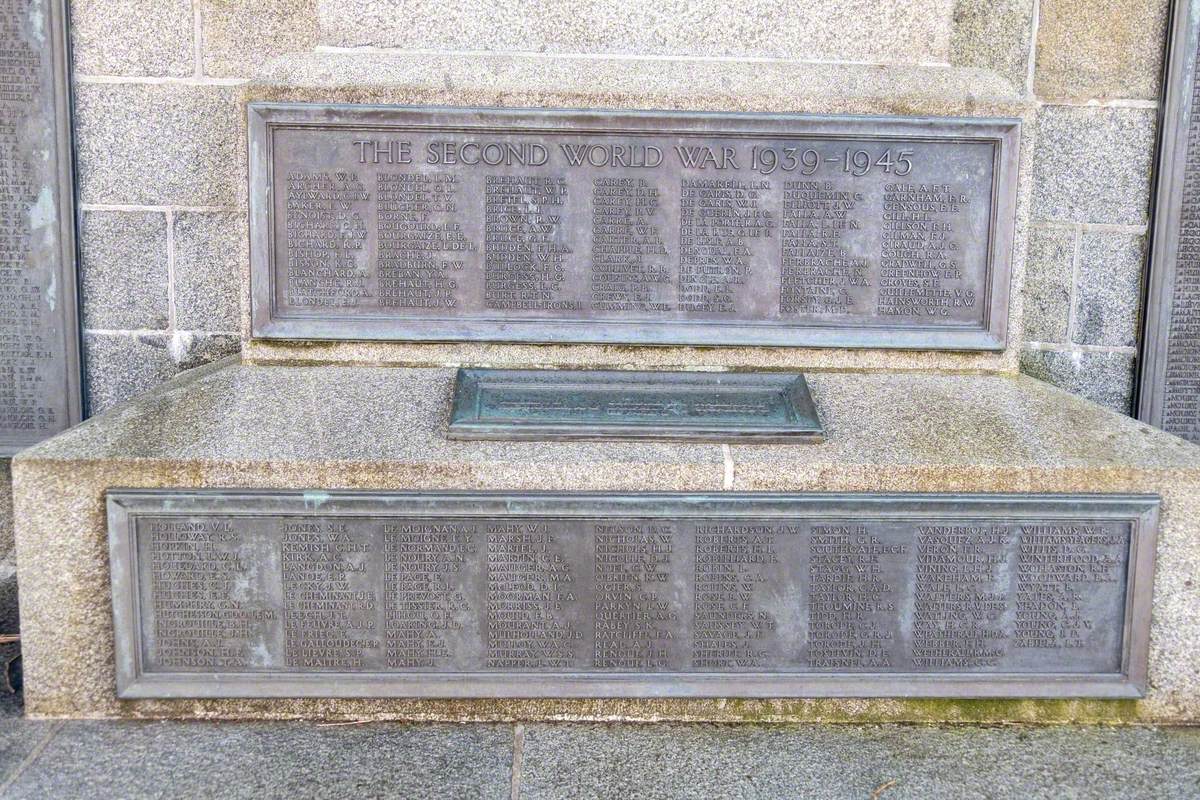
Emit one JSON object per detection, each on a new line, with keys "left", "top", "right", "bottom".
{"left": 0, "top": 689, "right": 1196, "bottom": 800}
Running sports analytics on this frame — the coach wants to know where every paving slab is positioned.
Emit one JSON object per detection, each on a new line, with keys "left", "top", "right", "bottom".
{"left": 0, "top": 692, "right": 55, "bottom": 795}
{"left": 519, "top": 723, "right": 1200, "bottom": 800}
{"left": 1, "top": 720, "right": 513, "bottom": 800}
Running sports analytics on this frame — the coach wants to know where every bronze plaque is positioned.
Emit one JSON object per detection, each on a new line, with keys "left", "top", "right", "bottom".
{"left": 108, "top": 491, "right": 1157, "bottom": 699}
{"left": 0, "top": 0, "right": 81, "bottom": 455}
{"left": 1140, "top": 0, "right": 1200, "bottom": 440}
{"left": 249, "top": 105, "right": 1018, "bottom": 350}
{"left": 447, "top": 368, "right": 824, "bottom": 442}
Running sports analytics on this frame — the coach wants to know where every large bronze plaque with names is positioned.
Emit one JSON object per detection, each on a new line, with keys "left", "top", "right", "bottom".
{"left": 108, "top": 491, "right": 1157, "bottom": 699}
{"left": 249, "top": 105, "right": 1019, "bottom": 350}
{"left": 0, "top": 0, "right": 81, "bottom": 455}
{"left": 1141, "top": 0, "right": 1200, "bottom": 440}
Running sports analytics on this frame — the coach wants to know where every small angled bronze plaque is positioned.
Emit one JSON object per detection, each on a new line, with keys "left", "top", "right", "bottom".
{"left": 447, "top": 368, "right": 824, "bottom": 442}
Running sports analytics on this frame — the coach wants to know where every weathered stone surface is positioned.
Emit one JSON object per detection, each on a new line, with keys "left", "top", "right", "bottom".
{"left": 1019, "top": 348, "right": 1136, "bottom": 415}
{"left": 74, "top": 83, "right": 239, "bottom": 206}
{"left": 83, "top": 333, "right": 240, "bottom": 415}
{"left": 519, "top": 723, "right": 1200, "bottom": 800}
{"left": 79, "top": 211, "right": 169, "bottom": 331}
{"left": 198, "top": 0, "right": 320, "bottom": 78}
{"left": 2, "top": 721, "right": 512, "bottom": 799}
{"left": 1035, "top": 0, "right": 1169, "bottom": 101}
{"left": 1022, "top": 224, "right": 1074, "bottom": 342}
{"left": 949, "top": 0, "right": 1036, "bottom": 89}
{"left": 1032, "top": 106, "right": 1157, "bottom": 226}
{"left": 13, "top": 362, "right": 1200, "bottom": 721}
{"left": 316, "top": 0, "right": 956, "bottom": 64}
{"left": 174, "top": 211, "right": 243, "bottom": 332}
{"left": 1075, "top": 231, "right": 1145, "bottom": 347}
{"left": 69, "top": 0, "right": 194, "bottom": 77}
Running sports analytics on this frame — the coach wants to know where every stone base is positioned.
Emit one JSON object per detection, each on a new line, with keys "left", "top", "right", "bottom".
{"left": 12, "top": 358, "right": 1200, "bottom": 721}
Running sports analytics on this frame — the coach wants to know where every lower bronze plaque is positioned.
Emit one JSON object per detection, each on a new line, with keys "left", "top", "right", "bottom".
{"left": 108, "top": 491, "right": 1157, "bottom": 699}
{"left": 447, "top": 369, "right": 824, "bottom": 442}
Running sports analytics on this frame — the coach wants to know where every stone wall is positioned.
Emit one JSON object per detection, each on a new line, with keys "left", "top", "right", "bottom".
{"left": 56, "top": 0, "right": 1168, "bottom": 415}
{"left": 1020, "top": 0, "right": 1169, "bottom": 414}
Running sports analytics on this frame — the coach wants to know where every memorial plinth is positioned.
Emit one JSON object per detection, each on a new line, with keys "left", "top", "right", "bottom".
{"left": 13, "top": 359, "right": 1200, "bottom": 721}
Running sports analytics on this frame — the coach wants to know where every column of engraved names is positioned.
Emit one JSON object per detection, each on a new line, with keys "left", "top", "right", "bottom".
{"left": 590, "top": 178, "right": 669, "bottom": 314}
{"left": 593, "top": 522, "right": 677, "bottom": 669}
{"left": 878, "top": 183, "right": 974, "bottom": 319}
{"left": 280, "top": 520, "right": 378, "bottom": 669}
{"left": 146, "top": 519, "right": 262, "bottom": 670}
{"left": 283, "top": 169, "right": 371, "bottom": 308}
{"left": 382, "top": 521, "right": 475, "bottom": 668}
{"left": 376, "top": 172, "right": 475, "bottom": 310}
{"left": 806, "top": 524, "right": 905, "bottom": 669}
{"left": 1162, "top": 48, "right": 1200, "bottom": 441}
{"left": 779, "top": 182, "right": 870, "bottom": 315}
{"left": 910, "top": 525, "right": 1010, "bottom": 669}
{"left": 678, "top": 179, "right": 775, "bottom": 314}
{"left": 0, "top": 0, "right": 55, "bottom": 441}
{"left": 484, "top": 176, "right": 579, "bottom": 312}
{"left": 1014, "top": 524, "right": 1124, "bottom": 652}
{"left": 485, "top": 522, "right": 584, "bottom": 669}
{"left": 692, "top": 523, "right": 781, "bottom": 669}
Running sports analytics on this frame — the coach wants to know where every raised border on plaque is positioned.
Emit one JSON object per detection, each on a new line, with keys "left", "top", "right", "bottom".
{"left": 108, "top": 490, "right": 1157, "bottom": 700}
{"left": 0, "top": 0, "right": 82, "bottom": 455}
{"left": 248, "top": 104, "right": 1019, "bottom": 351}
{"left": 447, "top": 368, "right": 825, "bottom": 442}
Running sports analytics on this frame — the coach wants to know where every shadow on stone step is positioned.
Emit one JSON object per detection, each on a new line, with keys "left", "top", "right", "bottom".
{"left": 1, "top": 569, "right": 21, "bottom": 708}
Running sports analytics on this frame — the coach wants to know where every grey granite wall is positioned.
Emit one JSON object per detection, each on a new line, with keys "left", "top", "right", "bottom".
{"left": 57, "top": 0, "right": 1169, "bottom": 417}
{"left": 1020, "top": 0, "right": 1168, "bottom": 413}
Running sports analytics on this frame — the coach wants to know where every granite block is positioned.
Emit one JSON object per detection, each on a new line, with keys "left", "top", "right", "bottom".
{"left": 1022, "top": 224, "right": 1075, "bottom": 343}
{"left": 2, "top": 721, "right": 512, "bottom": 800}
{"left": 173, "top": 211, "right": 244, "bottom": 332}
{"left": 79, "top": 211, "right": 169, "bottom": 331}
{"left": 13, "top": 362, "right": 1200, "bottom": 722}
{"left": 1019, "top": 347, "right": 1136, "bottom": 415}
{"left": 1035, "top": 0, "right": 1169, "bottom": 101}
{"left": 1074, "top": 230, "right": 1146, "bottom": 347}
{"left": 198, "top": 0, "right": 320, "bottom": 78}
{"left": 949, "top": 0, "right": 1036, "bottom": 89}
{"left": 74, "top": 83, "right": 240, "bottom": 206}
{"left": 1032, "top": 105, "right": 1157, "bottom": 226}
{"left": 69, "top": 0, "right": 194, "bottom": 77}
{"left": 519, "top": 724, "right": 1200, "bottom": 800}
{"left": 83, "top": 333, "right": 240, "bottom": 415}
{"left": 316, "top": 0, "right": 955, "bottom": 64}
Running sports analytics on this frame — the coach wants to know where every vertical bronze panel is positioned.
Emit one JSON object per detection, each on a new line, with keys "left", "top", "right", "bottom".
{"left": 0, "top": 0, "right": 81, "bottom": 454}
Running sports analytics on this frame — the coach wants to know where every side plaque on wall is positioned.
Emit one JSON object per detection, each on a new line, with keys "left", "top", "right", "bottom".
{"left": 108, "top": 491, "right": 1157, "bottom": 699}
{"left": 250, "top": 105, "right": 1019, "bottom": 350}
{"left": 1141, "top": 0, "right": 1200, "bottom": 440}
{"left": 0, "top": 0, "right": 81, "bottom": 455}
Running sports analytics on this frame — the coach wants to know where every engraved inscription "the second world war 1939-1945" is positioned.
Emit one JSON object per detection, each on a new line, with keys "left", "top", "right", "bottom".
{"left": 249, "top": 106, "right": 1019, "bottom": 350}
{"left": 108, "top": 492, "right": 1156, "bottom": 699}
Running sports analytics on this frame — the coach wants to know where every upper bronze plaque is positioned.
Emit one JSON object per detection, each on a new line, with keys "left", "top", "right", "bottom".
{"left": 0, "top": 0, "right": 82, "bottom": 455}
{"left": 249, "top": 105, "right": 1018, "bottom": 350}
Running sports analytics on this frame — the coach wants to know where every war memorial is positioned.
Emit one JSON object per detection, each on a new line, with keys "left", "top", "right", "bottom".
{"left": 1, "top": 0, "right": 1199, "bottom": 796}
